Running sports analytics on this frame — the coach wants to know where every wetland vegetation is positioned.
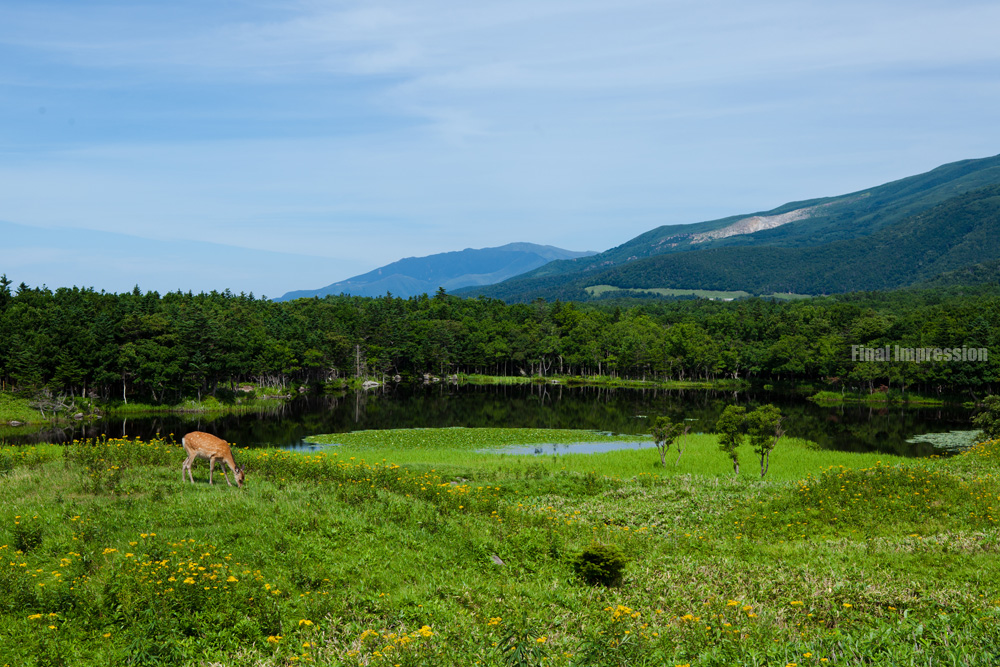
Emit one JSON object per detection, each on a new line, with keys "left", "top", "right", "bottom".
{"left": 3, "top": 278, "right": 1000, "bottom": 664}
{"left": 1, "top": 382, "right": 976, "bottom": 459}
{"left": 2, "top": 428, "right": 999, "bottom": 665}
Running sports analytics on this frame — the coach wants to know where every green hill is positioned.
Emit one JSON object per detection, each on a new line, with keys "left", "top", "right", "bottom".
{"left": 462, "top": 153, "right": 1000, "bottom": 301}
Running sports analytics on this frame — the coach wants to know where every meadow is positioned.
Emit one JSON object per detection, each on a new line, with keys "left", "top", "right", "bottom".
{"left": 584, "top": 285, "right": 752, "bottom": 300}
{"left": 1, "top": 429, "right": 999, "bottom": 666}
{"left": 0, "top": 393, "right": 45, "bottom": 425}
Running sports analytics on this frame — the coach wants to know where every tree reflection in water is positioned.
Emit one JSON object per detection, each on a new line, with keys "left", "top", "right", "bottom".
{"left": 8, "top": 383, "right": 971, "bottom": 458}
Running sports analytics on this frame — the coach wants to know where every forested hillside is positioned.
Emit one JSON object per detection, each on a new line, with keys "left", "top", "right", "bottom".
{"left": 466, "top": 154, "right": 1000, "bottom": 301}
{"left": 1, "top": 275, "right": 998, "bottom": 404}
{"left": 583, "top": 184, "right": 1000, "bottom": 295}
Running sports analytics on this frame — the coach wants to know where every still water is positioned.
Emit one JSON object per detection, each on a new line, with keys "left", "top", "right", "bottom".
{"left": 6, "top": 383, "right": 973, "bottom": 457}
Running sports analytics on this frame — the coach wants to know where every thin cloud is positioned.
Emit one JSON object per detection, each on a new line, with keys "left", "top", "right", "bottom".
{"left": 1, "top": 0, "right": 999, "bottom": 294}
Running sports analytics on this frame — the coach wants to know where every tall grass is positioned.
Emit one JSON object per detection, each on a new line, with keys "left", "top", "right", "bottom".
{"left": 0, "top": 392, "right": 41, "bottom": 423}
{"left": 1, "top": 433, "right": 999, "bottom": 665}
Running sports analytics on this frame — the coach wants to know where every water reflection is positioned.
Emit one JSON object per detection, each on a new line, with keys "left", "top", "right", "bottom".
{"left": 484, "top": 441, "right": 661, "bottom": 456}
{"left": 3, "top": 383, "right": 973, "bottom": 457}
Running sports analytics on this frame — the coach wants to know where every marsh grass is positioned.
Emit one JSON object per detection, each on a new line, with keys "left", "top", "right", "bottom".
{"left": 311, "top": 429, "right": 912, "bottom": 483}
{"left": 459, "top": 374, "right": 535, "bottom": 385}
{"left": 308, "top": 427, "right": 647, "bottom": 451}
{"left": 0, "top": 392, "right": 43, "bottom": 424}
{"left": 458, "top": 373, "right": 730, "bottom": 390}
{"left": 809, "top": 390, "right": 947, "bottom": 406}
{"left": 1, "top": 432, "right": 999, "bottom": 665}
{"left": 105, "top": 394, "right": 291, "bottom": 416}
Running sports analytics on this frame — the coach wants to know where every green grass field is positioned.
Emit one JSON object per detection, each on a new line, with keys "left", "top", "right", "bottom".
{"left": 306, "top": 429, "right": 912, "bottom": 482}
{"left": 584, "top": 285, "right": 752, "bottom": 300}
{"left": 2, "top": 430, "right": 999, "bottom": 665}
{"left": 0, "top": 393, "right": 43, "bottom": 425}
{"left": 760, "top": 293, "right": 815, "bottom": 301}
{"left": 583, "top": 286, "right": 816, "bottom": 302}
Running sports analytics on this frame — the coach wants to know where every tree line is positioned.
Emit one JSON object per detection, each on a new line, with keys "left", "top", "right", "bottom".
{"left": 1, "top": 275, "right": 998, "bottom": 404}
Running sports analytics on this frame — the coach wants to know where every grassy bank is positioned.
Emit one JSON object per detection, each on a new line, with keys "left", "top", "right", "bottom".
{"left": 808, "top": 390, "right": 947, "bottom": 406}
{"left": 459, "top": 374, "right": 742, "bottom": 390}
{"left": 2, "top": 431, "right": 999, "bottom": 665}
{"left": 103, "top": 394, "right": 293, "bottom": 416}
{"left": 0, "top": 393, "right": 41, "bottom": 424}
{"left": 0, "top": 388, "right": 297, "bottom": 429}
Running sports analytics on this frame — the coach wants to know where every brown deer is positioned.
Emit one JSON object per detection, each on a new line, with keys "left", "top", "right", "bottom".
{"left": 181, "top": 431, "right": 245, "bottom": 488}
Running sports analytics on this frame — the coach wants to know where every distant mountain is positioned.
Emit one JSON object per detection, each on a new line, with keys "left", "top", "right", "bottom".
{"left": 275, "top": 243, "right": 596, "bottom": 301}
{"left": 460, "top": 153, "right": 1000, "bottom": 301}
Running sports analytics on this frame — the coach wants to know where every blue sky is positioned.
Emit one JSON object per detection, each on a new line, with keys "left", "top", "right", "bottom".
{"left": 2, "top": 0, "right": 999, "bottom": 298}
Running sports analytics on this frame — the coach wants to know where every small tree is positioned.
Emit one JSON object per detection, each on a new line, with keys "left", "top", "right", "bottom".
{"left": 715, "top": 405, "right": 746, "bottom": 475}
{"left": 674, "top": 421, "right": 693, "bottom": 465}
{"left": 746, "top": 404, "right": 783, "bottom": 478}
{"left": 973, "top": 395, "right": 1000, "bottom": 442}
{"left": 650, "top": 416, "right": 684, "bottom": 467}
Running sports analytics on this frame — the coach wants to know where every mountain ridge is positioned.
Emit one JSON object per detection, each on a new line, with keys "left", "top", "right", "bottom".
{"left": 275, "top": 242, "right": 596, "bottom": 301}
{"left": 459, "top": 153, "right": 1000, "bottom": 301}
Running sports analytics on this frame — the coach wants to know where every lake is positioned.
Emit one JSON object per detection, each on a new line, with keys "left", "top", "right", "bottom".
{"left": 5, "top": 383, "right": 974, "bottom": 457}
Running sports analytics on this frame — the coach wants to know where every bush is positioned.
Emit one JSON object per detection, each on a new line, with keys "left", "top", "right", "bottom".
{"left": 14, "top": 517, "right": 43, "bottom": 553}
{"left": 571, "top": 542, "right": 628, "bottom": 587}
{"left": 973, "top": 395, "right": 1000, "bottom": 442}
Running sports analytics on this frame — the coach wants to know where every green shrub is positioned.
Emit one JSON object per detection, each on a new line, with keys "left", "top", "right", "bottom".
{"left": 973, "top": 395, "right": 1000, "bottom": 442}
{"left": 571, "top": 542, "right": 628, "bottom": 587}
{"left": 14, "top": 516, "right": 44, "bottom": 553}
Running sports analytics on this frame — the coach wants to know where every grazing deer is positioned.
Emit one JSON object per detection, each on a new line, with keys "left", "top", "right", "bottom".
{"left": 181, "top": 431, "right": 245, "bottom": 488}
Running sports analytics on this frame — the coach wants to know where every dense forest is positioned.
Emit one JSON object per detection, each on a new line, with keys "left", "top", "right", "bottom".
{"left": 0, "top": 274, "right": 998, "bottom": 404}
